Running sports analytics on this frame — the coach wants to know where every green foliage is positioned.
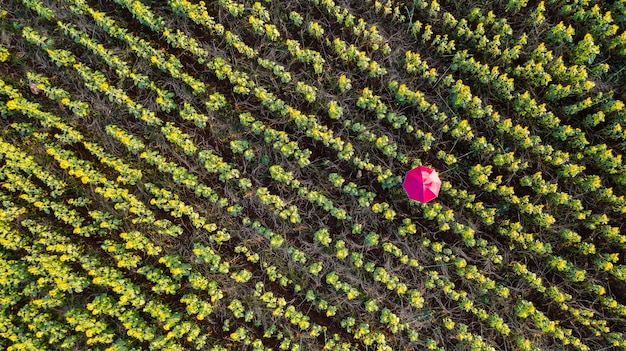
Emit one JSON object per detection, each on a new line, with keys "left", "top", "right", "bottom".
{"left": 547, "top": 21, "right": 575, "bottom": 45}
{"left": 571, "top": 33, "right": 601, "bottom": 65}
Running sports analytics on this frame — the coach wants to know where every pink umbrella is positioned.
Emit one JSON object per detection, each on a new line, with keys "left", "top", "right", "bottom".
{"left": 403, "top": 166, "right": 441, "bottom": 203}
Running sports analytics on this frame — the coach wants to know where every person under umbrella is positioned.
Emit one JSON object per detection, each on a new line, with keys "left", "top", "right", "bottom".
{"left": 403, "top": 165, "right": 441, "bottom": 203}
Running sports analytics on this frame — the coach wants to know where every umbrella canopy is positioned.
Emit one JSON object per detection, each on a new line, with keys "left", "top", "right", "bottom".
{"left": 403, "top": 166, "right": 441, "bottom": 203}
